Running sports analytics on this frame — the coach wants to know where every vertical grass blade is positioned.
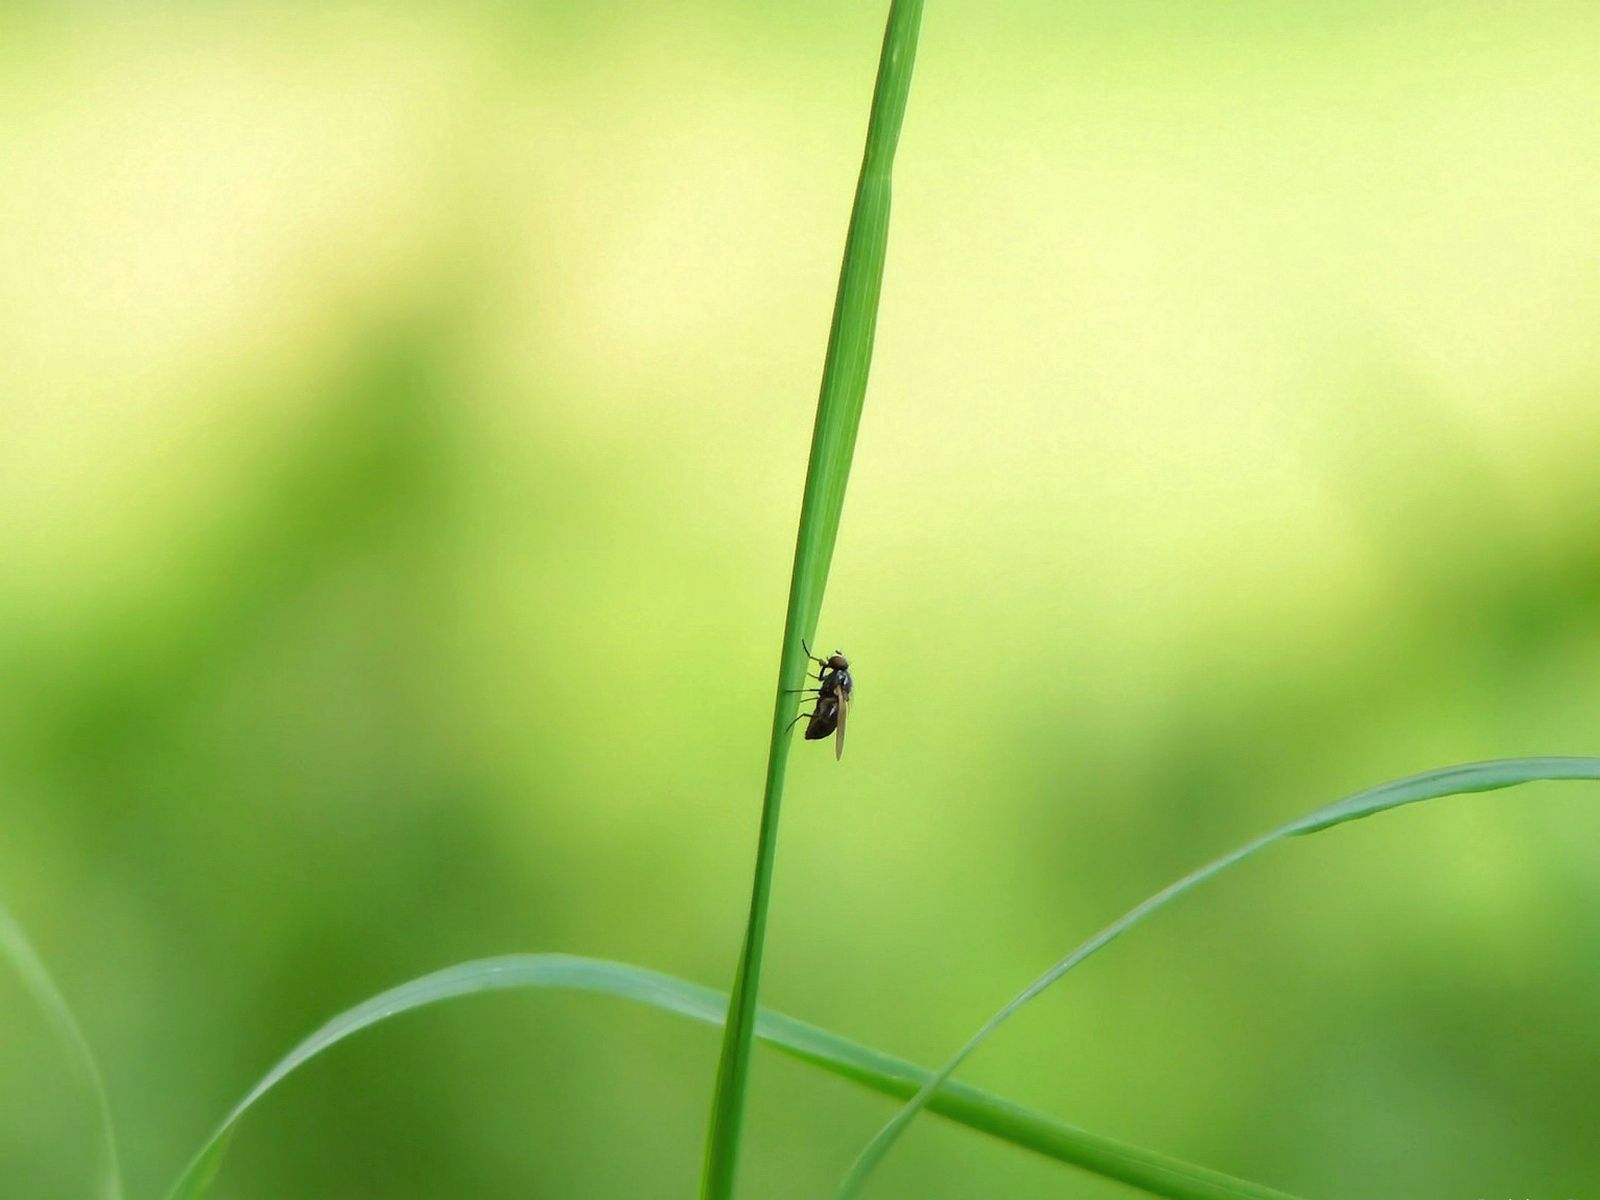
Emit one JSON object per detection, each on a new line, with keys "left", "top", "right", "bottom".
{"left": 699, "top": 4, "right": 925, "bottom": 1198}
{"left": 0, "top": 898, "right": 124, "bottom": 1200}
{"left": 839, "top": 756, "right": 1600, "bottom": 1197}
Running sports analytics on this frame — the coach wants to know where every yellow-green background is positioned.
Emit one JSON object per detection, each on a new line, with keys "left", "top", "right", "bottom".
{"left": 4, "top": 3, "right": 1600, "bottom": 1197}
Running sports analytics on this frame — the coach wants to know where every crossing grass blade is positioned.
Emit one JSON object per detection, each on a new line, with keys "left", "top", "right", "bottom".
{"left": 838, "top": 756, "right": 1600, "bottom": 1197}
{"left": 162, "top": 952, "right": 1306, "bottom": 1200}
{"left": 699, "top": 3, "right": 926, "bottom": 1199}
{"left": 0, "top": 897, "right": 124, "bottom": 1200}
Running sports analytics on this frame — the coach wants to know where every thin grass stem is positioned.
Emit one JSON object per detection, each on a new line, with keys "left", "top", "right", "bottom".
{"left": 838, "top": 756, "right": 1600, "bottom": 1196}
{"left": 698, "top": 4, "right": 925, "bottom": 1198}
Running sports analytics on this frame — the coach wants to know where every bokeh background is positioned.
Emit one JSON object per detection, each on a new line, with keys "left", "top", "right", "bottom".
{"left": 4, "top": 3, "right": 1600, "bottom": 1197}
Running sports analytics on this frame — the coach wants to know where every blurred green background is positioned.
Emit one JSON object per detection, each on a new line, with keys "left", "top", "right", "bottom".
{"left": 4, "top": 3, "right": 1600, "bottom": 1197}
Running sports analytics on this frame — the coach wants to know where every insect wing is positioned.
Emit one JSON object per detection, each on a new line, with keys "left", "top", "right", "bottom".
{"left": 832, "top": 684, "right": 849, "bottom": 759}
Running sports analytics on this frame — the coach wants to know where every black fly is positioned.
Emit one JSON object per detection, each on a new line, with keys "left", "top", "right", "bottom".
{"left": 790, "top": 639, "right": 853, "bottom": 760}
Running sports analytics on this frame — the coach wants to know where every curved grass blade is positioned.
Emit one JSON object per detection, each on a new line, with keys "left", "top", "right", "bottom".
{"left": 840, "top": 756, "right": 1600, "bottom": 1197}
{"left": 163, "top": 953, "right": 1304, "bottom": 1200}
{"left": 701, "top": 3, "right": 926, "bottom": 1199}
{"left": 0, "top": 897, "right": 124, "bottom": 1200}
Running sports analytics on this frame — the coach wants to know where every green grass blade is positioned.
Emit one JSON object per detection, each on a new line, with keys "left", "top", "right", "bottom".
{"left": 839, "top": 756, "right": 1600, "bottom": 1197}
{"left": 700, "top": 3, "right": 925, "bottom": 1199}
{"left": 0, "top": 898, "right": 124, "bottom": 1200}
{"left": 162, "top": 953, "right": 1304, "bottom": 1200}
